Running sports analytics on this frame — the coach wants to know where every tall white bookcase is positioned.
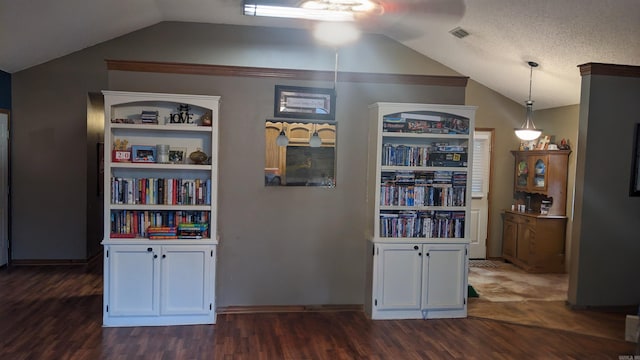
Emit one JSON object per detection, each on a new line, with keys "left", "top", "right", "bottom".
{"left": 365, "top": 103, "right": 476, "bottom": 320}
{"left": 101, "top": 91, "right": 220, "bottom": 327}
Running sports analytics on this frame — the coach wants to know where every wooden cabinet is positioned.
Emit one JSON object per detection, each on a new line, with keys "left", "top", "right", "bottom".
{"left": 512, "top": 150, "right": 570, "bottom": 216}
{"left": 101, "top": 91, "right": 220, "bottom": 326}
{"left": 364, "top": 102, "right": 475, "bottom": 320}
{"left": 504, "top": 149, "right": 570, "bottom": 273}
{"left": 371, "top": 243, "right": 468, "bottom": 319}
{"left": 502, "top": 211, "right": 566, "bottom": 273}
{"left": 104, "top": 243, "right": 216, "bottom": 326}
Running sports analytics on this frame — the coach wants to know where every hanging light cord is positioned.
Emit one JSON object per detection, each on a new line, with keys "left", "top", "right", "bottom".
{"left": 334, "top": 47, "right": 339, "bottom": 90}
{"left": 527, "top": 61, "right": 538, "bottom": 102}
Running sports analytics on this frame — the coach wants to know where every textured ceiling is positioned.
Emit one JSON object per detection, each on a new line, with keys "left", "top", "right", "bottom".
{"left": 1, "top": 0, "right": 638, "bottom": 109}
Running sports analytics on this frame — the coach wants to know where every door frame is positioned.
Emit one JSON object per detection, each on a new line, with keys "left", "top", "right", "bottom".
{"left": 0, "top": 108, "right": 10, "bottom": 269}
{"left": 474, "top": 128, "right": 495, "bottom": 258}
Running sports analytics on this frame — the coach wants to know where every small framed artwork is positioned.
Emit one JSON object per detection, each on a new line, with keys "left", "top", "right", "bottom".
{"left": 131, "top": 145, "right": 156, "bottom": 163}
{"left": 630, "top": 123, "right": 640, "bottom": 196}
{"left": 274, "top": 85, "right": 336, "bottom": 120}
{"left": 536, "top": 135, "right": 551, "bottom": 150}
{"left": 169, "top": 147, "right": 187, "bottom": 164}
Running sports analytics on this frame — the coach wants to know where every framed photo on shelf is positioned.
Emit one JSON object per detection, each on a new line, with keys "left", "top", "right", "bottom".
{"left": 630, "top": 123, "right": 640, "bottom": 196}
{"left": 536, "top": 135, "right": 551, "bottom": 150}
{"left": 274, "top": 85, "right": 336, "bottom": 120}
{"left": 169, "top": 147, "right": 187, "bottom": 164}
{"left": 131, "top": 145, "right": 156, "bottom": 163}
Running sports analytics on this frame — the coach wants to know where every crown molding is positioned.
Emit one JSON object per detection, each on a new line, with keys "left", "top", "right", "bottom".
{"left": 106, "top": 59, "right": 468, "bottom": 87}
{"left": 579, "top": 63, "right": 640, "bottom": 77}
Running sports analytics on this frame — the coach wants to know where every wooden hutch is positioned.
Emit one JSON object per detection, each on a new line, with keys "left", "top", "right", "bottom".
{"left": 502, "top": 150, "right": 571, "bottom": 273}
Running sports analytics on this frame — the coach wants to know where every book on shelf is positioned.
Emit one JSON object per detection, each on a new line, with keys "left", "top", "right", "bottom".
{"left": 110, "top": 233, "right": 136, "bottom": 238}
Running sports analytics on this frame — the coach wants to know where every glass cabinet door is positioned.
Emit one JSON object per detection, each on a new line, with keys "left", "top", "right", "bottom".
{"left": 531, "top": 156, "right": 548, "bottom": 191}
{"left": 515, "top": 155, "right": 530, "bottom": 191}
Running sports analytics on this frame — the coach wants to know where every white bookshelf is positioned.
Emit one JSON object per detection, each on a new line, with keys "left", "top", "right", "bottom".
{"left": 365, "top": 102, "right": 476, "bottom": 320}
{"left": 101, "top": 91, "right": 220, "bottom": 327}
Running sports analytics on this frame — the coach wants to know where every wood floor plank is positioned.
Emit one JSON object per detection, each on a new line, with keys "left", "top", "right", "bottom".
{"left": 1, "top": 265, "right": 637, "bottom": 359}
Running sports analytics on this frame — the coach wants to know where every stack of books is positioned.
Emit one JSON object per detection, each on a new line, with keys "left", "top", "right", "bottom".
{"left": 140, "top": 110, "right": 159, "bottom": 124}
{"left": 178, "top": 223, "right": 208, "bottom": 239}
{"left": 147, "top": 226, "right": 177, "bottom": 240}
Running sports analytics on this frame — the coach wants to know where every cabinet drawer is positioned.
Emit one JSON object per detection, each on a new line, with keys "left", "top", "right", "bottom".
{"left": 504, "top": 213, "right": 536, "bottom": 225}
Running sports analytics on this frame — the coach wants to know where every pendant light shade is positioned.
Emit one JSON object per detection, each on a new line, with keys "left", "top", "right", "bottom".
{"left": 309, "top": 131, "right": 322, "bottom": 147}
{"left": 276, "top": 127, "right": 289, "bottom": 147}
{"left": 515, "top": 61, "right": 542, "bottom": 141}
{"left": 309, "top": 124, "right": 322, "bottom": 147}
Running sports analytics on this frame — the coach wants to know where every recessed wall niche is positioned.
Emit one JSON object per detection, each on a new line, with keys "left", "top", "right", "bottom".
{"left": 265, "top": 120, "right": 336, "bottom": 187}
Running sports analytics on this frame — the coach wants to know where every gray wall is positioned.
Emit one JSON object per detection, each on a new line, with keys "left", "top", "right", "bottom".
{"left": 568, "top": 69, "right": 640, "bottom": 307}
{"left": 465, "top": 80, "right": 523, "bottom": 258}
{"left": 11, "top": 21, "right": 593, "bottom": 307}
{"left": 535, "top": 105, "right": 579, "bottom": 270}
{"left": 107, "top": 71, "right": 464, "bottom": 306}
{"left": 10, "top": 22, "right": 459, "bottom": 261}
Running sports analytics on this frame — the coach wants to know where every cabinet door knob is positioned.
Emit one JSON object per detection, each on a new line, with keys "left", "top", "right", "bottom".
{"left": 418, "top": 252, "right": 422, "bottom": 256}
{"left": 414, "top": 245, "right": 419, "bottom": 250}
{"left": 153, "top": 254, "right": 157, "bottom": 259}
{"left": 162, "top": 254, "right": 166, "bottom": 259}
{"left": 147, "top": 247, "right": 153, "bottom": 252}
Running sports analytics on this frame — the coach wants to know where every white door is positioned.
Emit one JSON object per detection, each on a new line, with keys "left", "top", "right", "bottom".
{"left": 106, "top": 245, "right": 160, "bottom": 317}
{"left": 422, "top": 244, "right": 467, "bottom": 310}
{"left": 0, "top": 112, "right": 8, "bottom": 267}
{"left": 375, "top": 243, "right": 422, "bottom": 310}
{"left": 160, "top": 245, "right": 213, "bottom": 316}
{"left": 470, "top": 131, "right": 492, "bottom": 259}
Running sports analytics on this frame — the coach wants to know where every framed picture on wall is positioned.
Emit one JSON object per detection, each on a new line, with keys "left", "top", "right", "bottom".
{"left": 274, "top": 85, "right": 336, "bottom": 120}
{"left": 630, "top": 123, "right": 640, "bottom": 196}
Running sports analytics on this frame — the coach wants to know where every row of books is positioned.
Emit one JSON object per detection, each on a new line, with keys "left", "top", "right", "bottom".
{"left": 146, "top": 223, "right": 209, "bottom": 239}
{"left": 110, "top": 210, "right": 210, "bottom": 238}
{"left": 380, "top": 184, "right": 466, "bottom": 207}
{"left": 381, "top": 143, "right": 468, "bottom": 167}
{"left": 379, "top": 211, "right": 465, "bottom": 238}
{"left": 111, "top": 177, "right": 211, "bottom": 205}
{"left": 381, "top": 171, "right": 467, "bottom": 185}
{"left": 382, "top": 112, "right": 470, "bottom": 135}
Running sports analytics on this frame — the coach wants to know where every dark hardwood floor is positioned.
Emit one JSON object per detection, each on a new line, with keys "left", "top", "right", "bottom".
{"left": 1, "top": 265, "right": 636, "bottom": 359}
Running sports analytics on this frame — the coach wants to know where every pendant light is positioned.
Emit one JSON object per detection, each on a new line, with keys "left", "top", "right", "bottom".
{"left": 276, "top": 124, "right": 289, "bottom": 147}
{"left": 515, "top": 61, "right": 542, "bottom": 141}
{"left": 309, "top": 124, "right": 322, "bottom": 147}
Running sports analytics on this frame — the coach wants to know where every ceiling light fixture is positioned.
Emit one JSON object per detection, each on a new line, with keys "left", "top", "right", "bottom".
{"left": 309, "top": 124, "right": 322, "bottom": 147}
{"left": 276, "top": 124, "right": 289, "bottom": 147}
{"left": 243, "top": 2, "right": 355, "bottom": 21}
{"left": 515, "top": 61, "right": 543, "bottom": 141}
{"left": 313, "top": 21, "right": 361, "bottom": 47}
{"left": 301, "top": 0, "right": 382, "bottom": 14}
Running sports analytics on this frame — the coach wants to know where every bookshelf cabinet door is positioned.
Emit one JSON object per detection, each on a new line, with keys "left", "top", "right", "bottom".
{"left": 160, "top": 245, "right": 214, "bottom": 316}
{"left": 375, "top": 244, "right": 423, "bottom": 311}
{"left": 106, "top": 245, "right": 160, "bottom": 317}
{"left": 421, "top": 244, "right": 466, "bottom": 311}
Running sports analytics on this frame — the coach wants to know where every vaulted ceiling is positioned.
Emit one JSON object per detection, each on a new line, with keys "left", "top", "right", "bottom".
{"left": 1, "top": 0, "right": 638, "bottom": 109}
